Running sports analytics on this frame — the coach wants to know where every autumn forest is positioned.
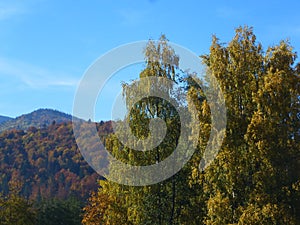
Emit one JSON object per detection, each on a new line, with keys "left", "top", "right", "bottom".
{"left": 0, "top": 27, "right": 299, "bottom": 224}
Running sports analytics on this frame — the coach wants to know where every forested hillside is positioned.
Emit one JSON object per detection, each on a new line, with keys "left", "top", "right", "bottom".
{"left": 0, "top": 120, "right": 113, "bottom": 200}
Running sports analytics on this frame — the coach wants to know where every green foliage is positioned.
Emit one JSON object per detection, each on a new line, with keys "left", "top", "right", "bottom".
{"left": 0, "top": 184, "right": 83, "bottom": 225}
{"left": 0, "top": 181, "right": 36, "bottom": 225}
{"left": 35, "top": 197, "right": 83, "bottom": 225}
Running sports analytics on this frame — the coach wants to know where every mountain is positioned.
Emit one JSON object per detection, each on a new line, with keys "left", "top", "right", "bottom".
{"left": 0, "top": 115, "right": 12, "bottom": 124}
{"left": 0, "top": 108, "right": 81, "bottom": 133}
{"left": 0, "top": 120, "right": 113, "bottom": 200}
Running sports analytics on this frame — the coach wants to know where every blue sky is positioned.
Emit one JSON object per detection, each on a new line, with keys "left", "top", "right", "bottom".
{"left": 0, "top": 0, "right": 299, "bottom": 121}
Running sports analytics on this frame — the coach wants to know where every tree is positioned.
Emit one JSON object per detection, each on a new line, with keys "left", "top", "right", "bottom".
{"left": 199, "top": 26, "right": 300, "bottom": 224}
{"left": 0, "top": 181, "right": 36, "bottom": 225}
{"left": 35, "top": 197, "right": 83, "bottom": 225}
{"left": 83, "top": 35, "right": 196, "bottom": 225}
{"left": 83, "top": 27, "right": 300, "bottom": 225}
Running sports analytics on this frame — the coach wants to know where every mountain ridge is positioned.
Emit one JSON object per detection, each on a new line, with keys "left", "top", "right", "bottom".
{"left": 0, "top": 108, "right": 82, "bottom": 133}
{"left": 0, "top": 115, "right": 13, "bottom": 124}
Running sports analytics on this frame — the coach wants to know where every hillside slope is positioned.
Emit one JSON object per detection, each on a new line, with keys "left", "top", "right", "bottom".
{"left": 0, "top": 115, "right": 12, "bottom": 124}
{"left": 0, "top": 109, "right": 80, "bottom": 133}
{"left": 0, "top": 120, "right": 113, "bottom": 200}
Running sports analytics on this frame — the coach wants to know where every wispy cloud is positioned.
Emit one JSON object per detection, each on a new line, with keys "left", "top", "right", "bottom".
{"left": 0, "top": 57, "right": 79, "bottom": 89}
